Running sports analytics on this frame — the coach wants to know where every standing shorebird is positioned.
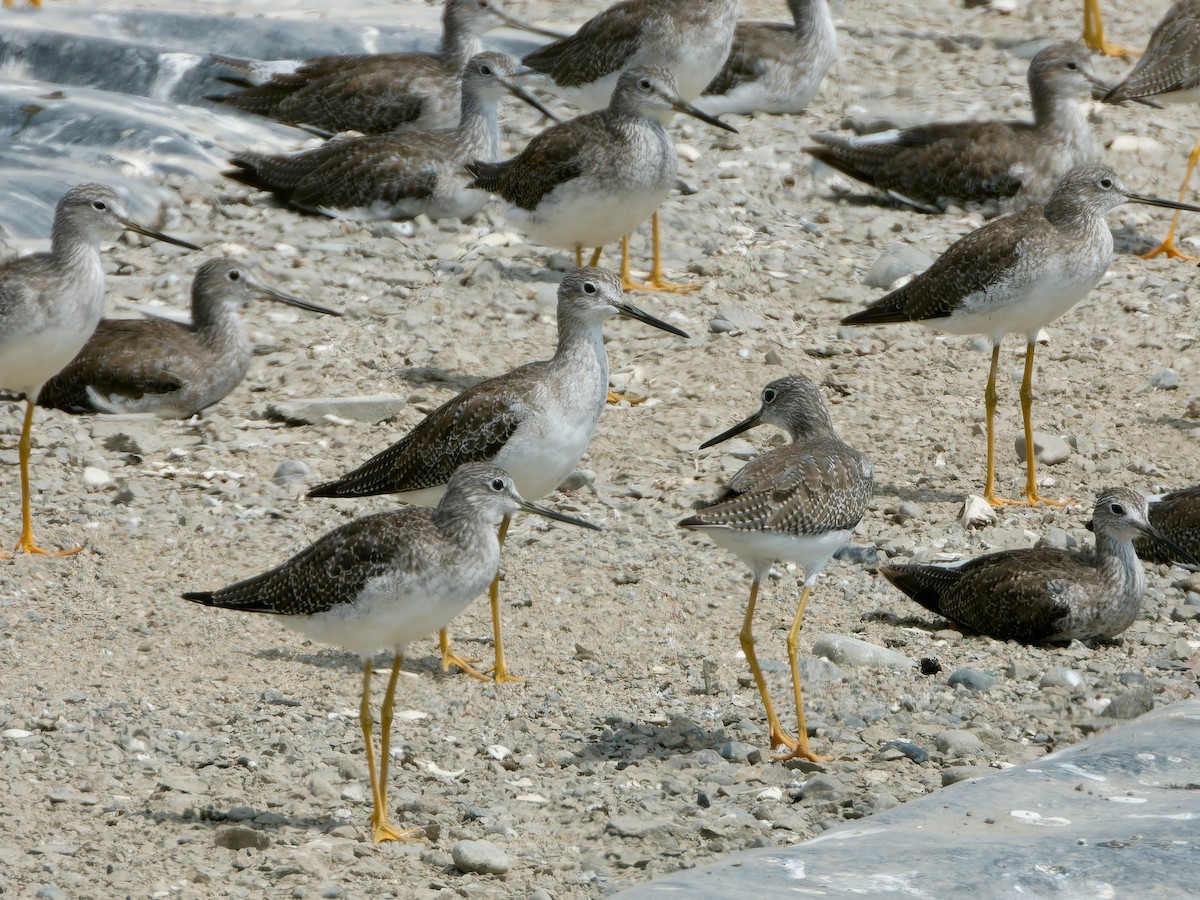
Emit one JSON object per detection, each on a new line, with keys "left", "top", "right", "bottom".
{"left": 225, "top": 54, "right": 558, "bottom": 222}
{"left": 679, "top": 376, "right": 872, "bottom": 762}
{"left": 466, "top": 66, "right": 736, "bottom": 292}
{"left": 1134, "top": 485, "right": 1200, "bottom": 564}
{"left": 806, "top": 43, "right": 1111, "bottom": 214}
{"left": 36, "top": 258, "right": 340, "bottom": 418}
{"left": 881, "top": 487, "right": 1197, "bottom": 643}
{"left": 841, "top": 165, "right": 1200, "bottom": 507}
{"left": 1105, "top": 0, "right": 1200, "bottom": 259}
{"left": 1084, "top": 1, "right": 1140, "bottom": 59}
{"left": 0, "top": 183, "right": 198, "bottom": 555}
{"left": 520, "top": 0, "right": 742, "bottom": 291}
{"left": 308, "top": 268, "right": 688, "bottom": 682}
{"left": 183, "top": 463, "right": 599, "bottom": 843}
{"left": 208, "top": 0, "right": 560, "bottom": 135}
{"left": 699, "top": 0, "right": 836, "bottom": 117}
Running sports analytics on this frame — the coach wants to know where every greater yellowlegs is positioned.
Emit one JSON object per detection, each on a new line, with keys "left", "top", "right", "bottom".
{"left": 308, "top": 267, "right": 687, "bottom": 682}
{"left": 466, "top": 66, "right": 736, "bottom": 292}
{"left": 36, "top": 258, "right": 340, "bottom": 418}
{"left": 1135, "top": 485, "right": 1200, "bottom": 564}
{"left": 1104, "top": 0, "right": 1200, "bottom": 259}
{"left": 841, "top": 164, "right": 1200, "bottom": 507}
{"left": 208, "top": 0, "right": 560, "bottom": 135}
{"left": 0, "top": 183, "right": 198, "bottom": 555}
{"left": 881, "top": 487, "right": 1197, "bottom": 643}
{"left": 521, "top": 0, "right": 742, "bottom": 290}
{"left": 227, "top": 54, "right": 557, "bottom": 222}
{"left": 679, "top": 375, "right": 872, "bottom": 762}
{"left": 806, "top": 43, "right": 1108, "bottom": 213}
{"left": 699, "top": 0, "right": 836, "bottom": 116}
{"left": 183, "top": 463, "right": 599, "bottom": 843}
{"left": 1084, "top": 0, "right": 1141, "bottom": 59}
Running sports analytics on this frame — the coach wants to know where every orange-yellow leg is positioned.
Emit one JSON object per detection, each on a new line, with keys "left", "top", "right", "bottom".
{"left": 1141, "top": 137, "right": 1200, "bottom": 261}
{"left": 1082, "top": 0, "right": 1140, "bottom": 58}
{"left": 620, "top": 214, "right": 700, "bottom": 294}
{"left": 6, "top": 398, "right": 82, "bottom": 557}
{"left": 360, "top": 659, "right": 422, "bottom": 843}
{"left": 574, "top": 245, "right": 604, "bottom": 268}
{"left": 777, "top": 584, "right": 827, "bottom": 763}
{"left": 983, "top": 343, "right": 1023, "bottom": 508}
{"left": 3, "top": 0, "right": 44, "bottom": 7}
{"left": 487, "top": 515, "right": 523, "bottom": 684}
{"left": 438, "top": 628, "right": 489, "bottom": 681}
{"left": 1018, "top": 342, "right": 1069, "bottom": 508}
{"left": 741, "top": 579, "right": 799, "bottom": 752}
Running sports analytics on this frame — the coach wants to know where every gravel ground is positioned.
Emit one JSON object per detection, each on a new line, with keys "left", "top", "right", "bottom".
{"left": 2, "top": 0, "right": 1199, "bottom": 898}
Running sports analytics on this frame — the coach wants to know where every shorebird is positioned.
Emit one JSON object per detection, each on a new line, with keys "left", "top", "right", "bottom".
{"left": 520, "top": 0, "right": 742, "bottom": 290}
{"left": 806, "top": 43, "right": 1110, "bottom": 214}
{"left": 226, "top": 54, "right": 557, "bottom": 222}
{"left": 1104, "top": 0, "right": 1200, "bottom": 259}
{"left": 36, "top": 258, "right": 340, "bottom": 418}
{"left": 1084, "top": 1, "right": 1140, "bottom": 59}
{"left": 466, "top": 66, "right": 736, "bottom": 292}
{"left": 1135, "top": 485, "right": 1200, "bottom": 564}
{"left": 841, "top": 164, "right": 1200, "bottom": 507}
{"left": 699, "top": 0, "right": 836, "bottom": 116}
{"left": 679, "top": 375, "right": 872, "bottom": 762}
{"left": 881, "top": 487, "right": 1197, "bottom": 643}
{"left": 183, "top": 463, "right": 599, "bottom": 843}
{"left": 0, "top": 183, "right": 198, "bottom": 555}
{"left": 208, "top": 0, "right": 560, "bottom": 135}
{"left": 308, "top": 267, "right": 687, "bottom": 682}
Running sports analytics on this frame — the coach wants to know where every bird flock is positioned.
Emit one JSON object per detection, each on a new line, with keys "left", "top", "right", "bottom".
{"left": 3, "top": 0, "right": 1200, "bottom": 844}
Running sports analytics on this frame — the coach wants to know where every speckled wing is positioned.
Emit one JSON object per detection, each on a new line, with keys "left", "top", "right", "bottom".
{"left": 289, "top": 134, "right": 445, "bottom": 211}
{"left": 883, "top": 548, "right": 1091, "bottom": 642}
{"left": 703, "top": 22, "right": 780, "bottom": 96}
{"left": 36, "top": 318, "right": 192, "bottom": 412}
{"left": 521, "top": 0, "right": 645, "bottom": 86}
{"left": 1106, "top": 2, "right": 1200, "bottom": 101}
{"left": 0, "top": 257, "right": 48, "bottom": 344}
{"left": 467, "top": 114, "right": 606, "bottom": 210}
{"left": 807, "top": 122, "right": 1026, "bottom": 210}
{"left": 308, "top": 367, "right": 538, "bottom": 498}
{"left": 182, "top": 508, "right": 441, "bottom": 617}
{"left": 842, "top": 208, "right": 1033, "bottom": 325}
{"left": 683, "top": 439, "right": 872, "bottom": 535}
{"left": 1137, "top": 485, "right": 1200, "bottom": 563}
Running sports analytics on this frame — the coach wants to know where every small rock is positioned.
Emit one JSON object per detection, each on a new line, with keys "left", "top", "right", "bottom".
{"left": 710, "top": 318, "right": 739, "bottom": 334}
{"left": 606, "top": 816, "right": 671, "bottom": 839}
{"left": 942, "top": 766, "right": 991, "bottom": 786}
{"left": 935, "top": 729, "right": 987, "bottom": 758}
{"left": 959, "top": 494, "right": 997, "bottom": 528}
{"left": 802, "top": 774, "right": 849, "bottom": 802}
{"left": 1015, "top": 432, "right": 1071, "bottom": 466}
{"left": 716, "top": 740, "right": 757, "bottom": 763}
{"left": 833, "top": 543, "right": 878, "bottom": 566}
{"left": 1040, "top": 667, "right": 1085, "bottom": 690}
{"left": 948, "top": 668, "right": 998, "bottom": 692}
{"left": 1004, "top": 659, "right": 1039, "bottom": 681}
{"left": 811, "top": 634, "right": 915, "bottom": 670}
{"left": 1036, "top": 527, "right": 1076, "bottom": 551}
{"left": 879, "top": 739, "right": 929, "bottom": 763}
{"left": 451, "top": 839, "right": 510, "bottom": 876}
{"left": 1151, "top": 368, "right": 1179, "bottom": 390}
{"left": 1103, "top": 685, "right": 1155, "bottom": 720}
{"left": 214, "top": 825, "right": 270, "bottom": 851}
{"left": 272, "top": 459, "right": 310, "bottom": 486}
{"left": 82, "top": 466, "right": 114, "bottom": 488}
{"left": 864, "top": 244, "right": 932, "bottom": 289}
{"left": 558, "top": 469, "right": 594, "bottom": 491}
{"left": 268, "top": 395, "right": 407, "bottom": 425}
{"left": 798, "top": 656, "right": 850, "bottom": 684}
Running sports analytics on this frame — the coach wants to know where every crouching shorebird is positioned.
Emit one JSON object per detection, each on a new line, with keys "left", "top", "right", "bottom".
{"left": 183, "top": 463, "right": 599, "bottom": 843}
{"left": 226, "top": 54, "right": 557, "bottom": 222}
{"left": 466, "top": 66, "right": 736, "bottom": 292}
{"left": 680, "top": 376, "right": 872, "bottom": 761}
{"left": 881, "top": 488, "right": 1198, "bottom": 643}
{"left": 308, "top": 268, "right": 687, "bottom": 682}
{"left": 841, "top": 165, "right": 1200, "bottom": 507}
{"left": 0, "top": 183, "right": 199, "bottom": 555}
{"left": 1135, "top": 485, "right": 1200, "bottom": 565}
{"left": 37, "top": 258, "right": 340, "bottom": 417}
{"left": 208, "top": 0, "right": 560, "bottom": 135}
{"left": 805, "top": 43, "right": 1112, "bottom": 214}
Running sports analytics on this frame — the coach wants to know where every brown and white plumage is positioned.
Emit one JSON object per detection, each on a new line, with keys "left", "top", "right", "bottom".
{"left": 37, "top": 258, "right": 340, "bottom": 418}
{"left": 1104, "top": 1, "right": 1200, "bottom": 104}
{"left": 806, "top": 42, "right": 1106, "bottom": 213}
{"left": 882, "top": 488, "right": 1198, "bottom": 643}
{"left": 1135, "top": 485, "right": 1200, "bottom": 564}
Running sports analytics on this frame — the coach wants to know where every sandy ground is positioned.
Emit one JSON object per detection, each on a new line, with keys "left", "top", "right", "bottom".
{"left": 2, "top": 0, "right": 1199, "bottom": 897}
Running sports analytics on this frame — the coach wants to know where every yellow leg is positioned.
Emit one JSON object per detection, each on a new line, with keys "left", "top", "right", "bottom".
{"left": 7, "top": 398, "right": 82, "bottom": 557}
{"left": 438, "top": 628, "right": 489, "bottom": 681}
{"left": 1018, "top": 342, "right": 1068, "bottom": 508}
{"left": 361, "top": 658, "right": 421, "bottom": 844}
{"left": 1141, "top": 137, "right": 1200, "bottom": 261}
{"left": 622, "top": 213, "right": 700, "bottom": 294}
{"left": 488, "top": 515, "right": 523, "bottom": 684}
{"left": 777, "top": 584, "right": 826, "bottom": 763}
{"left": 740, "top": 579, "right": 799, "bottom": 752}
{"left": 983, "top": 343, "right": 1023, "bottom": 508}
{"left": 574, "top": 244, "right": 583, "bottom": 268}
{"left": 1082, "top": 0, "right": 1139, "bottom": 58}
{"left": 587, "top": 247, "right": 603, "bottom": 267}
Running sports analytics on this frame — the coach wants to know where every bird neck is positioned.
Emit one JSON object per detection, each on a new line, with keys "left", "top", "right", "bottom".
{"left": 192, "top": 291, "right": 250, "bottom": 357}
{"left": 432, "top": 501, "right": 500, "bottom": 550}
{"left": 456, "top": 91, "right": 502, "bottom": 160}
{"left": 1030, "top": 82, "right": 1089, "bottom": 142}
{"left": 1041, "top": 191, "right": 1101, "bottom": 235}
{"left": 1094, "top": 531, "right": 1146, "bottom": 600}
{"left": 552, "top": 311, "right": 609, "bottom": 389}
{"left": 440, "top": 21, "right": 484, "bottom": 72}
{"left": 49, "top": 217, "right": 102, "bottom": 268}
{"left": 789, "top": 0, "right": 830, "bottom": 33}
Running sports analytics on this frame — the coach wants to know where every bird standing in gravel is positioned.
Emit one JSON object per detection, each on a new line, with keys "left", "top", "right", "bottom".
{"left": 880, "top": 487, "right": 1197, "bottom": 643}
{"left": 307, "top": 268, "right": 688, "bottom": 683}
{"left": 841, "top": 165, "right": 1200, "bottom": 507}
{"left": 0, "top": 183, "right": 198, "bottom": 555}
{"left": 1084, "top": 0, "right": 1141, "bottom": 58}
{"left": 36, "top": 258, "right": 339, "bottom": 417}
{"left": 680, "top": 375, "right": 872, "bottom": 762}
{"left": 183, "top": 463, "right": 598, "bottom": 844}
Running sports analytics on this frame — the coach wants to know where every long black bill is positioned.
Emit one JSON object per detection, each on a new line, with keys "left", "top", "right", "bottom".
{"left": 671, "top": 97, "right": 738, "bottom": 134}
{"left": 124, "top": 220, "right": 202, "bottom": 251}
{"left": 518, "top": 498, "right": 601, "bottom": 531}
{"left": 499, "top": 11, "right": 566, "bottom": 40}
{"left": 699, "top": 410, "right": 762, "bottom": 450}
{"left": 254, "top": 282, "right": 343, "bottom": 317}
{"left": 503, "top": 73, "right": 562, "bottom": 123}
{"left": 617, "top": 301, "right": 690, "bottom": 338}
{"left": 1138, "top": 524, "right": 1200, "bottom": 567}
{"left": 1125, "top": 191, "right": 1200, "bottom": 213}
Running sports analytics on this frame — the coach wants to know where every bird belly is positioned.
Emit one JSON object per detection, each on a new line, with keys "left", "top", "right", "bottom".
{"left": 694, "top": 526, "right": 852, "bottom": 583}
{"left": 938, "top": 270, "right": 1103, "bottom": 342}
{"left": 493, "top": 412, "right": 596, "bottom": 501}
{"left": 509, "top": 175, "right": 671, "bottom": 250}
{"left": 2, "top": 319, "right": 98, "bottom": 396}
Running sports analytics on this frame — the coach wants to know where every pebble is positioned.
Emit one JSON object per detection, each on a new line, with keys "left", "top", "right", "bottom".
{"left": 451, "top": 839, "right": 510, "bottom": 876}
{"left": 558, "top": 469, "right": 595, "bottom": 491}
{"left": 1103, "top": 685, "right": 1155, "bottom": 720}
{"left": 880, "top": 739, "right": 930, "bottom": 764}
{"left": 1040, "top": 667, "right": 1085, "bottom": 690}
{"left": 214, "top": 826, "right": 270, "bottom": 851}
{"left": 811, "top": 634, "right": 915, "bottom": 671}
{"left": 1151, "top": 369, "right": 1179, "bottom": 390}
{"left": 1014, "top": 432, "right": 1071, "bottom": 466}
{"left": 863, "top": 244, "right": 932, "bottom": 289}
{"left": 959, "top": 494, "right": 997, "bottom": 528}
{"left": 267, "top": 395, "right": 407, "bottom": 425}
{"left": 947, "top": 668, "right": 998, "bottom": 692}
{"left": 935, "top": 730, "right": 987, "bottom": 759}
{"left": 717, "top": 740, "right": 759, "bottom": 763}
{"left": 272, "top": 459, "right": 310, "bottom": 486}
{"left": 802, "top": 775, "right": 849, "bottom": 803}
{"left": 1036, "top": 528, "right": 1076, "bottom": 551}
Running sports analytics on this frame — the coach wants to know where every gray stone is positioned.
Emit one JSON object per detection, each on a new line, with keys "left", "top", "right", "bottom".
{"left": 451, "top": 839, "right": 510, "bottom": 876}
{"left": 717, "top": 741, "right": 758, "bottom": 763}
{"left": 558, "top": 469, "right": 595, "bottom": 491}
{"left": 864, "top": 244, "right": 932, "bottom": 289}
{"left": 934, "top": 729, "right": 986, "bottom": 758}
{"left": 797, "top": 656, "right": 850, "bottom": 684}
{"left": 606, "top": 816, "right": 672, "bottom": 839}
{"left": 1035, "top": 527, "right": 1076, "bottom": 551}
{"left": 1004, "top": 659, "right": 1039, "bottom": 681}
{"left": 947, "top": 668, "right": 998, "bottom": 692}
{"left": 811, "top": 634, "right": 915, "bottom": 671}
{"left": 802, "top": 775, "right": 849, "bottom": 802}
{"left": 268, "top": 395, "right": 407, "bottom": 425}
{"left": 1151, "top": 368, "right": 1179, "bottom": 390}
{"left": 1103, "top": 685, "right": 1155, "bottom": 720}
{"left": 941, "top": 766, "right": 991, "bottom": 786}
{"left": 272, "top": 459, "right": 310, "bottom": 486}
{"left": 879, "top": 739, "right": 929, "bottom": 764}
{"left": 214, "top": 825, "right": 270, "bottom": 851}
{"left": 1014, "top": 432, "right": 1071, "bottom": 466}
{"left": 1040, "top": 667, "right": 1085, "bottom": 690}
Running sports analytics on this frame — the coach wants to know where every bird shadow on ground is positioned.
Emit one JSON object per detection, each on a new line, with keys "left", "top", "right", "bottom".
{"left": 873, "top": 481, "right": 968, "bottom": 505}
{"left": 249, "top": 644, "right": 475, "bottom": 680}
{"left": 1111, "top": 224, "right": 1161, "bottom": 256}
{"left": 394, "top": 366, "right": 485, "bottom": 395}
{"left": 573, "top": 716, "right": 745, "bottom": 766}
{"left": 139, "top": 803, "right": 350, "bottom": 837}
{"left": 862, "top": 608, "right": 946, "bottom": 632}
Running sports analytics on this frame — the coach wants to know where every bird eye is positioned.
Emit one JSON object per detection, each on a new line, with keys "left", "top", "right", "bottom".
{"left": 92, "top": 200, "right": 107, "bottom": 211}
{"left": 1109, "top": 502, "right": 1125, "bottom": 515}
{"left": 480, "top": 65, "right": 492, "bottom": 75}
{"left": 479, "top": 0, "right": 489, "bottom": 7}
{"left": 583, "top": 281, "right": 597, "bottom": 294}
{"left": 228, "top": 269, "right": 241, "bottom": 282}
{"left": 1099, "top": 178, "right": 1114, "bottom": 189}
{"left": 1065, "top": 62, "right": 1079, "bottom": 70}
{"left": 762, "top": 388, "right": 777, "bottom": 403}
{"left": 639, "top": 78, "right": 652, "bottom": 91}
{"left": 490, "top": 477, "right": 505, "bottom": 492}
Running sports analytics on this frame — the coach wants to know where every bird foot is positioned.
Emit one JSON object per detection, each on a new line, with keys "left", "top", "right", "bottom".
{"left": 371, "top": 820, "right": 424, "bottom": 844}
{"left": 1085, "top": 39, "right": 1140, "bottom": 59}
{"left": 1139, "top": 237, "right": 1198, "bottom": 261}
{"left": 772, "top": 743, "right": 828, "bottom": 764}
{"left": 606, "top": 390, "right": 649, "bottom": 405}
{"left": 621, "top": 272, "right": 700, "bottom": 294}
{"left": 1022, "top": 492, "right": 1072, "bottom": 508}
{"left": 5, "top": 535, "right": 83, "bottom": 557}
{"left": 767, "top": 726, "right": 800, "bottom": 753}
{"left": 440, "top": 649, "right": 490, "bottom": 682}
{"left": 488, "top": 666, "right": 525, "bottom": 685}
{"left": 984, "top": 493, "right": 1027, "bottom": 508}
